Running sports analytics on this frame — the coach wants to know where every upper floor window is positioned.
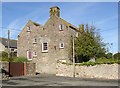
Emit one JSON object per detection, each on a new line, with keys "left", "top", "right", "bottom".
{"left": 59, "top": 43, "right": 64, "bottom": 49}
{"left": 33, "top": 38, "right": 37, "bottom": 44}
{"left": 42, "top": 42, "right": 48, "bottom": 52}
{"left": 59, "top": 24, "right": 64, "bottom": 31}
{"left": 27, "top": 26, "right": 31, "bottom": 32}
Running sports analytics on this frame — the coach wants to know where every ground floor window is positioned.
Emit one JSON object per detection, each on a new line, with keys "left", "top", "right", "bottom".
{"left": 27, "top": 51, "right": 32, "bottom": 60}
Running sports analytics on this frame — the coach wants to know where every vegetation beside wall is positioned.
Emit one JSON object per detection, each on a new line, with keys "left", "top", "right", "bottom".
{"left": 0, "top": 51, "right": 29, "bottom": 62}
{"left": 58, "top": 56, "right": 119, "bottom": 66}
{"left": 14, "top": 57, "right": 29, "bottom": 62}
{"left": 0, "top": 51, "right": 15, "bottom": 62}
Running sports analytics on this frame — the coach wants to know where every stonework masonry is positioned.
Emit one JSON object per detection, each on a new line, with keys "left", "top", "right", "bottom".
{"left": 17, "top": 6, "right": 79, "bottom": 74}
{"left": 56, "top": 62, "right": 118, "bottom": 79}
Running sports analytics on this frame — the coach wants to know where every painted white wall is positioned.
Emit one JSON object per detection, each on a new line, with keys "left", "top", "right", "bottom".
{"left": 0, "top": 43, "right": 5, "bottom": 52}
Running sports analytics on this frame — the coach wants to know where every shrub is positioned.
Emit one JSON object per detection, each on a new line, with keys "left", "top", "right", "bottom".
{"left": 106, "top": 52, "right": 113, "bottom": 59}
{"left": 1, "top": 51, "right": 8, "bottom": 58}
{"left": 114, "top": 52, "right": 120, "bottom": 60}
{"left": 0, "top": 51, "right": 17, "bottom": 62}
{"left": 96, "top": 57, "right": 116, "bottom": 64}
{"left": 14, "top": 57, "right": 29, "bottom": 62}
{"left": 80, "top": 61, "right": 96, "bottom": 66}
{"left": 0, "top": 52, "right": 12, "bottom": 62}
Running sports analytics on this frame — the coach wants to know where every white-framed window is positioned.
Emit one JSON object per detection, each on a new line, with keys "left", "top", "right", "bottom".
{"left": 59, "top": 43, "right": 64, "bottom": 49}
{"left": 27, "top": 26, "right": 31, "bottom": 32}
{"left": 27, "top": 50, "right": 32, "bottom": 60}
{"left": 42, "top": 42, "right": 48, "bottom": 52}
{"left": 59, "top": 24, "right": 64, "bottom": 31}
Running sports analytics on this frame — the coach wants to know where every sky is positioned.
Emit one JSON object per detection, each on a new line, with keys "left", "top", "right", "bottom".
{"left": 1, "top": 2, "right": 118, "bottom": 53}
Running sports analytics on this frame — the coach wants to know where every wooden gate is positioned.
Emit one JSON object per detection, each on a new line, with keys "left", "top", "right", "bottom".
{"left": 9, "top": 62, "right": 24, "bottom": 77}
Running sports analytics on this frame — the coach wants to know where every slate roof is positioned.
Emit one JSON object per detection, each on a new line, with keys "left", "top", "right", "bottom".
{"left": 0, "top": 37, "right": 17, "bottom": 48}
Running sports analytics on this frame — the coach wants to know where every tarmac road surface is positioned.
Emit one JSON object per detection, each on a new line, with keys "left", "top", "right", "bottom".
{"left": 1, "top": 74, "right": 119, "bottom": 88}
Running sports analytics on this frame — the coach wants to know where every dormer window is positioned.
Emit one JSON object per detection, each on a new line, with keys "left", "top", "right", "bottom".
{"left": 27, "top": 26, "right": 31, "bottom": 32}
{"left": 59, "top": 24, "right": 64, "bottom": 31}
{"left": 59, "top": 43, "right": 64, "bottom": 49}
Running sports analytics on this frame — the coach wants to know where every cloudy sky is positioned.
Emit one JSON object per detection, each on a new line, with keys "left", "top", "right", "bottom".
{"left": 1, "top": 2, "right": 118, "bottom": 53}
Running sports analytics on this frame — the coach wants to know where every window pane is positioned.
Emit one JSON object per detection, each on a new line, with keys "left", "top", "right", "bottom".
{"left": 59, "top": 43, "right": 64, "bottom": 48}
{"left": 43, "top": 43, "right": 48, "bottom": 50}
{"left": 27, "top": 51, "right": 32, "bottom": 59}
{"left": 61, "top": 43, "right": 63, "bottom": 47}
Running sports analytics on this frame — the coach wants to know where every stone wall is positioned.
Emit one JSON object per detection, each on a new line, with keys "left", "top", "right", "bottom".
{"left": 2, "top": 62, "right": 9, "bottom": 73}
{"left": 56, "top": 62, "right": 118, "bottom": 79}
{"left": 1, "top": 61, "right": 9, "bottom": 79}
{"left": 26, "top": 62, "right": 36, "bottom": 76}
{"left": 1, "top": 62, "right": 36, "bottom": 79}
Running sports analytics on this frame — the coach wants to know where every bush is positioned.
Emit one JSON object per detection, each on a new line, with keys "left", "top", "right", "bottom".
{"left": 96, "top": 57, "right": 116, "bottom": 64}
{"left": 113, "top": 52, "right": 120, "bottom": 60}
{"left": 0, "top": 51, "right": 13, "bottom": 62}
{"left": 0, "top": 51, "right": 17, "bottom": 62}
{"left": 0, "top": 51, "right": 8, "bottom": 58}
{"left": 80, "top": 61, "right": 96, "bottom": 66}
{"left": 106, "top": 52, "right": 113, "bottom": 59}
{"left": 77, "top": 57, "right": 118, "bottom": 66}
{"left": 14, "top": 57, "right": 29, "bottom": 62}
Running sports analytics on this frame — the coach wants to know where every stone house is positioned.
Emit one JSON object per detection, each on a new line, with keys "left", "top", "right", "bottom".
{"left": 0, "top": 37, "right": 17, "bottom": 53}
{"left": 17, "top": 6, "right": 82, "bottom": 74}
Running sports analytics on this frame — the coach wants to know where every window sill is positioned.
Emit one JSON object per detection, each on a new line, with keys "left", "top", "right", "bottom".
{"left": 33, "top": 42, "right": 37, "bottom": 44}
{"left": 59, "top": 47, "right": 64, "bottom": 49}
{"left": 33, "top": 55, "right": 37, "bottom": 58}
{"left": 27, "top": 59, "right": 32, "bottom": 61}
{"left": 42, "top": 50, "right": 48, "bottom": 53}
{"left": 27, "top": 30, "right": 31, "bottom": 32}
{"left": 59, "top": 29, "right": 63, "bottom": 31}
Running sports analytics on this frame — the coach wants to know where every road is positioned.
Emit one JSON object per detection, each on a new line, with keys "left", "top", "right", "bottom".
{"left": 1, "top": 74, "right": 118, "bottom": 88}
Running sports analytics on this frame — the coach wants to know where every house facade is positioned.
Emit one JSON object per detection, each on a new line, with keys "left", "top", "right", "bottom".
{"left": 0, "top": 37, "right": 17, "bottom": 53}
{"left": 17, "top": 6, "right": 82, "bottom": 74}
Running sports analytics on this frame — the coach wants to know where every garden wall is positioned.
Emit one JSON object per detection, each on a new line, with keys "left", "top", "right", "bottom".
{"left": 56, "top": 62, "right": 118, "bottom": 79}
{"left": 26, "top": 62, "right": 36, "bottom": 76}
{"left": 1, "top": 61, "right": 36, "bottom": 79}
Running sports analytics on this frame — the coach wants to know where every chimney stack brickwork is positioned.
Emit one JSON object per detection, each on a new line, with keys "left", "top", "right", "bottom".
{"left": 50, "top": 6, "right": 60, "bottom": 17}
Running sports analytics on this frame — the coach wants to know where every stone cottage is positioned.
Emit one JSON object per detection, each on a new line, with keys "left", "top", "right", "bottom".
{"left": 17, "top": 6, "right": 82, "bottom": 74}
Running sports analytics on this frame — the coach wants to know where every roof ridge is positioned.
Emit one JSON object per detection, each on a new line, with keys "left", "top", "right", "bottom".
{"left": 59, "top": 17, "right": 79, "bottom": 31}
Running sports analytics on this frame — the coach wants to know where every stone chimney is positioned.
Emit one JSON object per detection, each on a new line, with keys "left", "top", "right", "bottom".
{"left": 50, "top": 6, "right": 60, "bottom": 17}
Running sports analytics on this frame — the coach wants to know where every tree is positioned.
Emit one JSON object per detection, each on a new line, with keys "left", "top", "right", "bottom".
{"left": 113, "top": 52, "right": 120, "bottom": 60}
{"left": 75, "top": 24, "right": 106, "bottom": 62}
{"left": 106, "top": 52, "right": 113, "bottom": 59}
